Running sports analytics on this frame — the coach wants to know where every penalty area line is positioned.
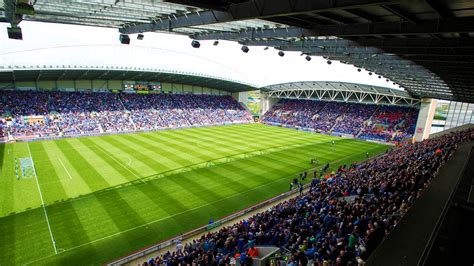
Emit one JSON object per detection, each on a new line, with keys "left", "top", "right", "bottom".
{"left": 23, "top": 147, "right": 366, "bottom": 265}
{"left": 24, "top": 173, "right": 294, "bottom": 265}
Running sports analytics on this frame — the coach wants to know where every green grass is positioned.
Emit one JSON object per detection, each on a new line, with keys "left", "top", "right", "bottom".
{"left": 0, "top": 124, "right": 387, "bottom": 265}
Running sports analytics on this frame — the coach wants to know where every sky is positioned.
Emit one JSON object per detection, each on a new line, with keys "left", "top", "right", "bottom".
{"left": 0, "top": 21, "right": 401, "bottom": 90}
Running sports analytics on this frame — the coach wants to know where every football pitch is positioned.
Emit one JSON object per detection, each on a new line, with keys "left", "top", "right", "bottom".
{"left": 0, "top": 124, "right": 387, "bottom": 265}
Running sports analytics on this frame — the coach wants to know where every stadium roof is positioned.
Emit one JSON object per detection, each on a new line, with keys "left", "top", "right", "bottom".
{"left": 2, "top": 0, "right": 474, "bottom": 102}
{"left": 262, "top": 81, "right": 419, "bottom": 106}
{"left": 263, "top": 81, "right": 410, "bottom": 97}
{"left": 0, "top": 0, "right": 279, "bottom": 33}
{"left": 0, "top": 68, "right": 255, "bottom": 92}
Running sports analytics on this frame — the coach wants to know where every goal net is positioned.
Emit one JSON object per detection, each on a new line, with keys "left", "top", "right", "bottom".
{"left": 17, "top": 157, "right": 35, "bottom": 179}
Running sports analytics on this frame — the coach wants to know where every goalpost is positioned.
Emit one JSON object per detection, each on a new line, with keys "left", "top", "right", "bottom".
{"left": 18, "top": 157, "right": 35, "bottom": 179}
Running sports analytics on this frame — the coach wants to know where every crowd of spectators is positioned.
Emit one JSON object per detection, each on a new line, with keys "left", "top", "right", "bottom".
{"left": 359, "top": 106, "right": 418, "bottom": 142}
{"left": 120, "top": 93, "right": 165, "bottom": 130}
{"left": 142, "top": 128, "right": 474, "bottom": 266}
{"left": 261, "top": 99, "right": 418, "bottom": 142}
{"left": 262, "top": 99, "right": 327, "bottom": 129}
{"left": 332, "top": 104, "right": 376, "bottom": 135}
{"left": 0, "top": 91, "right": 253, "bottom": 139}
{"left": 0, "top": 119, "right": 5, "bottom": 138}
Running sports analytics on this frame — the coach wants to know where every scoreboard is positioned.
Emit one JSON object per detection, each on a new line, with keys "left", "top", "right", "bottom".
{"left": 123, "top": 81, "right": 162, "bottom": 93}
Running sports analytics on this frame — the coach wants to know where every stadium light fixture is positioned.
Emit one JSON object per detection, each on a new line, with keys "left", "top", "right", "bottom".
{"left": 213, "top": 40, "right": 219, "bottom": 46}
{"left": 305, "top": 56, "right": 311, "bottom": 61}
{"left": 191, "top": 40, "right": 200, "bottom": 48}
{"left": 137, "top": 34, "right": 144, "bottom": 40}
{"left": 119, "top": 34, "right": 130, "bottom": 44}
{"left": 7, "top": 25, "right": 23, "bottom": 40}
{"left": 278, "top": 51, "right": 285, "bottom": 57}
{"left": 241, "top": 45, "right": 249, "bottom": 53}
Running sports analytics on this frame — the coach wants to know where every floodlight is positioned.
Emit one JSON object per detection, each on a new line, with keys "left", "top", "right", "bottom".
{"left": 191, "top": 40, "right": 200, "bottom": 48}
{"left": 7, "top": 26, "right": 22, "bottom": 40}
{"left": 119, "top": 34, "right": 130, "bottom": 44}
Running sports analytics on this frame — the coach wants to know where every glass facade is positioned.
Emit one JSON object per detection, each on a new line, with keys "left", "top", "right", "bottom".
{"left": 444, "top": 101, "right": 474, "bottom": 130}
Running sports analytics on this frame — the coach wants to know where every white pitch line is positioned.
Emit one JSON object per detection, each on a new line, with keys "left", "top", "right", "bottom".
{"left": 23, "top": 139, "right": 363, "bottom": 265}
{"left": 94, "top": 144, "right": 145, "bottom": 184}
{"left": 26, "top": 143, "right": 58, "bottom": 255}
{"left": 32, "top": 173, "right": 292, "bottom": 260}
{"left": 58, "top": 158, "right": 73, "bottom": 180}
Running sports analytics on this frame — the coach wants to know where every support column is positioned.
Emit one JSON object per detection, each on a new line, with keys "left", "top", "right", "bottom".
{"left": 260, "top": 92, "right": 279, "bottom": 116}
{"left": 414, "top": 98, "right": 437, "bottom": 142}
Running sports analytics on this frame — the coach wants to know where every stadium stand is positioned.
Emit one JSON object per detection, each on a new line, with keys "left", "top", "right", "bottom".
{"left": 0, "top": 91, "right": 253, "bottom": 140}
{"left": 0, "top": 120, "right": 5, "bottom": 139}
{"left": 140, "top": 128, "right": 474, "bottom": 266}
{"left": 262, "top": 99, "right": 418, "bottom": 142}
{"left": 358, "top": 106, "right": 419, "bottom": 142}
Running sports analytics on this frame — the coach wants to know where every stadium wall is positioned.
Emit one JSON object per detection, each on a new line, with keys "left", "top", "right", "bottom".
{"left": 414, "top": 98, "right": 437, "bottom": 141}
{"left": 0, "top": 80, "right": 231, "bottom": 95}
{"left": 367, "top": 140, "right": 474, "bottom": 265}
{"left": 260, "top": 93, "right": 279, "bottom": 116}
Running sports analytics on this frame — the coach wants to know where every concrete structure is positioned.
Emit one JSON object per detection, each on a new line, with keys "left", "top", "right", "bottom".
{"left": 235, "top": 246, "right": 280, "bottom": 266}
{"left": 260, "top": 93, "right": 279, "bottom": 116}
{"left": 414, "top": 98, "right": 437, "bottom": 141}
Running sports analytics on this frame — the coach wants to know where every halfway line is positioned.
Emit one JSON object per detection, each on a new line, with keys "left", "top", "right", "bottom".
{"left": 58, "top": 158, "right": 73, "bottom": 180}
{"left": 94, "top": 144, "right": 145, "bottom": 184}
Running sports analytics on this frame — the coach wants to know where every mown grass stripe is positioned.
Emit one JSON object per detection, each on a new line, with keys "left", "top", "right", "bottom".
{"left": 140, "top": 132, "right": 224, "bottom": 160}
{"left": 79, "top": 138, "right": 141, "bottom": 182}
{"left": 56, "top": 140, "right": 110, "bottom": 192}
{"left": 121, "top": 134, "right": 196, "bottom": 167}
{"left": 0, "top": 124, "right": 388, "bottom": 265}
{"left": 47, "top": 201, "right": 97, "bottom": 257}
{"left": 32, "top": 142, "right": 70, "bottom": 204}
{"left": 100, "top": 136, "right": 170, "bottom": 173}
